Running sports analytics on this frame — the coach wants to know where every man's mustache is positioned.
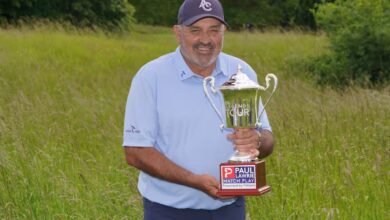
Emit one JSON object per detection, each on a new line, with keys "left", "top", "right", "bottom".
{"left": 194, "top": 42, "right": 214, "bottom": 50}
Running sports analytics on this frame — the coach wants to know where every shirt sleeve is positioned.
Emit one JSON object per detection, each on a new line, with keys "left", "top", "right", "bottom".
{"left": 123, "top": 69, "right": 158, "bottom": 147}
{"left": 242, "top": 62, "right": 272, "bottom": 132}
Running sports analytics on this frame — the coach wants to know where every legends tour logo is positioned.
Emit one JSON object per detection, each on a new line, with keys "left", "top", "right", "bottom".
{"left": 226, "top": 103, "right": 250, "bottom": 117}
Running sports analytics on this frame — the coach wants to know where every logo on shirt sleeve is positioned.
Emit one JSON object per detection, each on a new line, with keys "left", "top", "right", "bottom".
{"left": 126, "top": 125, "right": 140, "bottom": 134}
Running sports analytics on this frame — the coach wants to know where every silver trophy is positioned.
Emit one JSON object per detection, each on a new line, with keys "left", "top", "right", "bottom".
{"left": 203, "top": 64, "right": 278, "bottom": 162}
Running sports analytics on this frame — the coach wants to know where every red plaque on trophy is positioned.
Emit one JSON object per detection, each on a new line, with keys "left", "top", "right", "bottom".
{"left": 217, "top": 160, "right": 270, "bottom": 196}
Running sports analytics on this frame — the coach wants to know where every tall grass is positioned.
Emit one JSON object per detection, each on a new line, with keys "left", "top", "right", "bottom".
{"left": 0, "top": 26, "right": 388, "bottom": 219}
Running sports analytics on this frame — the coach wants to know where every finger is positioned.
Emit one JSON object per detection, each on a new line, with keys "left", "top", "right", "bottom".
{"left": 235, "top": 142, "right": 257, "bottom": 150}
{"left": 217, "top": 195, "right": 236, "bottom": 200}
{"left": 229, "top": 129, "right": 258, "bottom": 140}
{"left": 249, "top": 149, "right": 260, "bottom": 159}
{"left": 204, "top": 177, "right": 220, "bottom": 197}
{"left": 209, "top": 178, "right": 219, "bottom": 188}
{"left": 227, "top": 133, "right": 236, "bottom": 140}
{"left": 232, "top": 135, "right": 258, "bottom": 145}
{"left": 206, "top": 187, "right": 218, "bottom": 198}
{"left": 234, "top": 129, "right": 257, "bottom": 139}
{"left": 210, "top": 181, "right": 221, "bottom": 197}
{"left": 229, "top": 132, "right": 252, "bottom": 141}
{"left": 234, "top": 128, "right": 251, "bottom": 133}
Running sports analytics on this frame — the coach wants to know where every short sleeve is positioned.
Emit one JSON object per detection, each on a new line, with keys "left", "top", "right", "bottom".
{"left": 123, "top": 69, "right": 158, "bottom": 147}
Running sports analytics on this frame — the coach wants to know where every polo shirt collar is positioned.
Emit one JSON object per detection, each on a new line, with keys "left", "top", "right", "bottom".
{"left": 174, "top": 47, "right": 228, "bottom": 80}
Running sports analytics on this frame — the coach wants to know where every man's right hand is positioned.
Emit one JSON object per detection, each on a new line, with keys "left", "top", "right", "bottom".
{"left": 188, "top": 174, "right": 234, "bottom": 199}
{"left": 189, "top": 174, "right": 219, "bottom": 197}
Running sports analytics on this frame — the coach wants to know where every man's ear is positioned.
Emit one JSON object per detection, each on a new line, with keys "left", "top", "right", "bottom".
{"left": 173, "top": 25, "right": 181, "bottom": 42}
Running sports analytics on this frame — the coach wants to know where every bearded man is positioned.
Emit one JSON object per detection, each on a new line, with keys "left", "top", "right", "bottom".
{"left": 123, "top": 1, "right": 274, "bottom": 219}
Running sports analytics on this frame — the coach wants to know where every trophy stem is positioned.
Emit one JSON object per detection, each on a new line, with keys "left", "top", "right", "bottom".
{"left": 229, "top": 151, "right": 253, "bottom": 162}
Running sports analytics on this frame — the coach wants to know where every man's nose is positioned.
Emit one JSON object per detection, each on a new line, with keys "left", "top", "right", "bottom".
{"left": 198, "top": 31, "right": 212, "bottom": 44}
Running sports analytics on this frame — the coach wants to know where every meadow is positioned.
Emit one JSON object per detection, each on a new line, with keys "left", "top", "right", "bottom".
{"left": 0, "top": 26, "right": 389, "bottom": 219}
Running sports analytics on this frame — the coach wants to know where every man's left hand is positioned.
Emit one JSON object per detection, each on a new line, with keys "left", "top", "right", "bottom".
{"left": 227, "top": 128, "right": 260, "bottom": 160}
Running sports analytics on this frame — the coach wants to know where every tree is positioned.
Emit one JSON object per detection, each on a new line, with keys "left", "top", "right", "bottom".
{"left": 310, "top": 0, "right": 390, "bottom": 87}
{"left": 129, "top": 0, "right": 181, "bottom": 26}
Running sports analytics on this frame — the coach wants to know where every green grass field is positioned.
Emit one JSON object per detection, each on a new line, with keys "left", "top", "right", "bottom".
{"left": 0, "top": 26, "right": 389, "bottom": 219}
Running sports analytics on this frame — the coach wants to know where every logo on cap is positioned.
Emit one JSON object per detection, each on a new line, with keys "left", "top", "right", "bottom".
{"left": 199, "top": 0, "right": 212, "bottom": 12}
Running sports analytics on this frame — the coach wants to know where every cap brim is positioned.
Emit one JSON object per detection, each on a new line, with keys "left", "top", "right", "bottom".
{"left": 181, "top": 14, "right": 229, "bottom": 29}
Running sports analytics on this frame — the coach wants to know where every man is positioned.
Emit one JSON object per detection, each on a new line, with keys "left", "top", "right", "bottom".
{"left": 123, "top": 0, "right": 274, "bottom": 219}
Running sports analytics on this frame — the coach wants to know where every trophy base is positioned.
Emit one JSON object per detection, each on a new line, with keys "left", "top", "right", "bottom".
{"left": 217, "top": 160, "right": 270, "bottom": 196}
{"left": 217, "top": 186, "right": 271, "bottom": 196}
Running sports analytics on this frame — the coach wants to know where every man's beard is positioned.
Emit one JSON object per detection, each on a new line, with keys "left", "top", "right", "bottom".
{"left": 181, "top": 42, "right": 222, "bottom": 69}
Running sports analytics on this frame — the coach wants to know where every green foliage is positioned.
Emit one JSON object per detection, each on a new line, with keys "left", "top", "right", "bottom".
{"left": 129, "top": 0, "right": 180, "bottom": 26}
{"left": 222, "top": 0, "right": 280, "bottom": 29}
{"left": 0, "top": 0, "right": 136, "bottom": 31}
{"left": 130, "top": 0, "right": 330, "bottom": 30}
{"left": 271, "top": 0, "right": 335, "bottom": 29}
{"left": 311, "top": 0, "right": 390, "bottom": 87}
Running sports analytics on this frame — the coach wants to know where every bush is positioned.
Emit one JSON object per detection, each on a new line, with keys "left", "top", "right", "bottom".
{"left": 130, "top": 0, "right": 180, "bottom": 26}
{"left": 0, "top": 0, "right": 136, "bottom": 31}
{"left": 311, "top": 0, "right": 390, "bottom": 88}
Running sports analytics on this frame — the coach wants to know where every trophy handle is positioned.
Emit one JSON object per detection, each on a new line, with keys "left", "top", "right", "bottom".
{"left": 203, "top": 76, "right": 225, "bottom": 130}
{"left": 256, "top": 74, "right": 278, "bottom": 128}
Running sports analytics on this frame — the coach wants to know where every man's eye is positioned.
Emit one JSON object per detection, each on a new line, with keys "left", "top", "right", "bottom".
{"left": 190, "top": 30, "right": 200, "bottom": 34}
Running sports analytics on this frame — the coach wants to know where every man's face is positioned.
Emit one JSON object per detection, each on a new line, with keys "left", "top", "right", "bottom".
{"left": 174, "top": 18, "right": 225, "bottom": 70}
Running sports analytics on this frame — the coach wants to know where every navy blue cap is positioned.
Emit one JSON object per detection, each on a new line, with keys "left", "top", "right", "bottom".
{"left": 178, "top": 0, "right": 228, "bottom": 27}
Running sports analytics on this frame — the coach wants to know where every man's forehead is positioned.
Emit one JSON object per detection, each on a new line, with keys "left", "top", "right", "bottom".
{"left": 187, "top": 17, "right": 223, "bottom": 28}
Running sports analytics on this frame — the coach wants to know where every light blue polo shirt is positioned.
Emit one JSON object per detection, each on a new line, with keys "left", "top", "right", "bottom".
{"left": 123, "top": 47, "right": 271, "bottom": 210}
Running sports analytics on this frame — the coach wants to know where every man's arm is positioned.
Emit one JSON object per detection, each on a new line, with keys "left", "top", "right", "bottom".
{"left": 258, "top": 129, "right": 274, "bottom": 159}
{"left": 124, "top": 147, "right": 220, "bottom": 197}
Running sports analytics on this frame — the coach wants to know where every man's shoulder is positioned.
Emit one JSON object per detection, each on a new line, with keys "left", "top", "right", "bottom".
{"left": 220, "top": 52, "right": 254, "bottom": 68}
{"left": 220, "top": 52, "right": 244, "bottom": 63}
{"left": 133, "top": 51, "right": 175, "bottom": 82}
{"left": 219, "top": 52, "right": 256, "bottom": 77}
